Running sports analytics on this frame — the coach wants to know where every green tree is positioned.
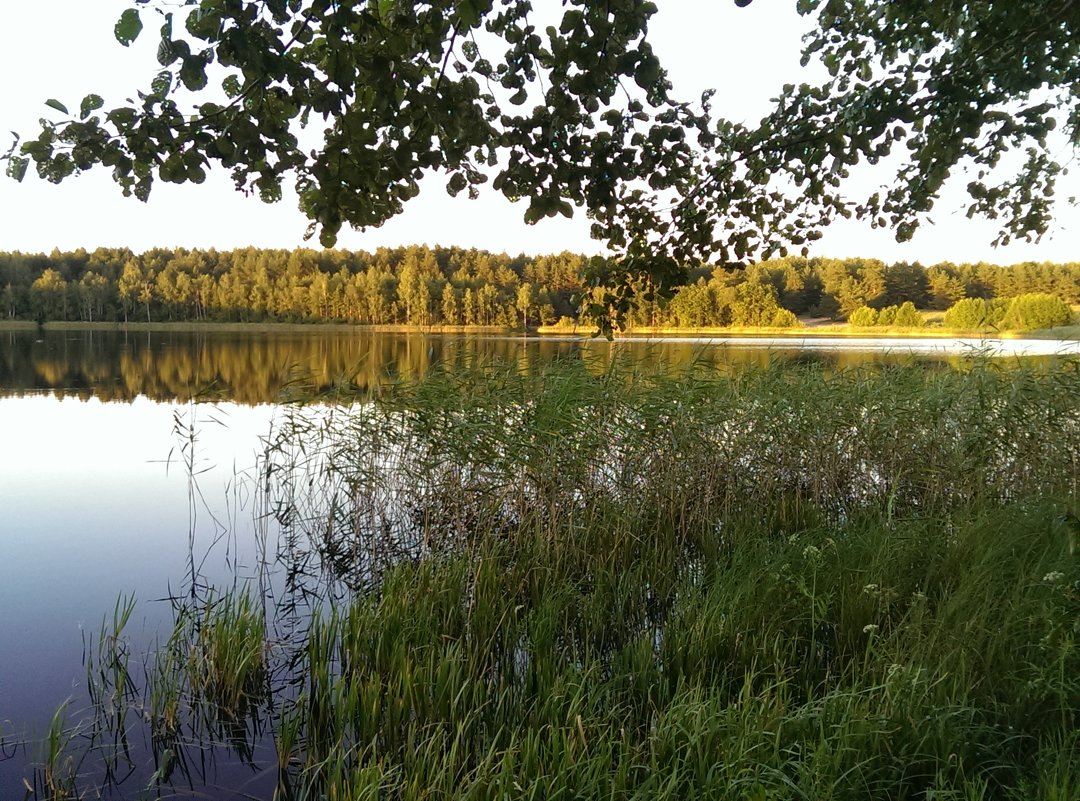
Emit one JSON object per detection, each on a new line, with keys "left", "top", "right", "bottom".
{"left": 516, "top": 282, "right": 536, "bottom": 330}
{"left": 30, "top": 268, "right": 69, "bottom": 321}
{"left": 731, "top": 280, "right": 782, "bottom": 328}
{"left": 462, "top": 288, "right": 478, "bottom": 327}
{"left": 77, "top": 271, "right": 110, "bottom": 322}
{"left": 118, "top": 259, "right": 152, "bottom": 322}
{"left": 667, "top": 279, "right": 715, "bottom": 328}
{"left": 927, "top": 266, "right": 967, "bottom": 311}
{"left": 1, "top": 283, "right": 15, "bottom": 318}
{"left": 440, "top": 283, "right": 460, "bottom": 326}
{"left": 882, "top": 262, "right": 929, "bottom": 309}
{"left": 476, "top": 285, "right": 500, "bottom": 327}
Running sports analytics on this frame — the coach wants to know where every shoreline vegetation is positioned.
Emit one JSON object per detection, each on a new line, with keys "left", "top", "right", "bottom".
{"left": 4, "top": 318, "right": 1078, "bottom": 341}
{"left": 16, "top": 358, "right": 1080, "bottom": 800}
{"left": 3, "top": 246, "right": 1080, "bottom": 336}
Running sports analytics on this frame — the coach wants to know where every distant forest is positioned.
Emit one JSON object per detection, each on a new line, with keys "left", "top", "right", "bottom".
{"left": 3, "top": 246, "right": 1080, "bottom": 328}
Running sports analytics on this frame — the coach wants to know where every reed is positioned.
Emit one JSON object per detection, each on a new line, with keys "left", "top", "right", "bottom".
{"left": 81, "top": 594, "right": 137, "bottom": 785}
{"left": 27, "top": 702, "right": 81, "bottom": 801}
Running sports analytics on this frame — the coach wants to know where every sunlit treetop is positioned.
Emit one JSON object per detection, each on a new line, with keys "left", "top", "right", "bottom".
{"left": 6, "top": 0, "right": 1080, "bottom": 331}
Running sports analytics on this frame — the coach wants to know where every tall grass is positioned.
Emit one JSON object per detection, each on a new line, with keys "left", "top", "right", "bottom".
{"left": 82, "top": 594, "right": 137, "bottom": 784}
{"left": 261, "top": 355, "right": 1080, "bottom": 585}
{"left": 22, "top": 355, "right": 1080, "bottom": 799}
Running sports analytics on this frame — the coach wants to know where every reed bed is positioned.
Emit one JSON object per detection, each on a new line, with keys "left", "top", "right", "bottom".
{"left": 21, "top": 356, "right": 1080, "bottom": 799}
{"left": 262, "top": 355, "right": 1080, "bottom": 588}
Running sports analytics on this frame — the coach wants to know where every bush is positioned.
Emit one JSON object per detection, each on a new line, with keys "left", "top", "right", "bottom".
{"left": 847, "top": 306, "right": 878, "bottom": 326}
{"left": 768, "top": 308, "right": 800, "bottom": 328}
{"left": 945, "top": 294, "right": 1073, "bottom": 332}
{"left": 1004, "top": 293, "right": 1073, "bottom": 331}
{"left": 892, "top": 301, "right": 925, "bottom": 328}
{"left": 943, "top": 298, "right": 989, "bottom": 330}
{"left": 848, "top": 303, "right": 924, "bottom": 328}
{"left": 987, "top": 297, "right": 1012, "bottom": 326}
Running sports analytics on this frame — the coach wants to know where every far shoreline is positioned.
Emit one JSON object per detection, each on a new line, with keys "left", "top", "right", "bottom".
{"left": 2, "top": 319, "right": 1078, "bottom": 342}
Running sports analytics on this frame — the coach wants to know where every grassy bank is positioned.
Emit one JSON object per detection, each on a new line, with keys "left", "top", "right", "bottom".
{"left": 22, "top": 358, "right": 1080, "bottom": 799}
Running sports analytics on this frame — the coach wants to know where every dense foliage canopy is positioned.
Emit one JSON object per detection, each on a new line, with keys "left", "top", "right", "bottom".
{"left": 5, "top": 1, "right": 1080, "bottom": 327}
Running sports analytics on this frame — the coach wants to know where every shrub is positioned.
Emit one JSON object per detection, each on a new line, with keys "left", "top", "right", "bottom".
{"left": 1003, "top": 293, "right": 1073, "bottom": 331}
{"left": 768, "top": 308, "right": 800, "bottom": 328}
{"left": 847, "top": 306, "right": 878, "bottom": 326}
{"left": 849, "top": 303, "right": 924, "bottom": 328}
{"left": 943, "top": 298, "right": 989, "bottom": 330}
{"left": 987, "top": 297, "right": 1012, "bottom": 326}
{"left": 944, "top": 294, "right": 1071, "bottom": 331}
{"left": 892, "top": 301, "right": 925, "bottom": 328}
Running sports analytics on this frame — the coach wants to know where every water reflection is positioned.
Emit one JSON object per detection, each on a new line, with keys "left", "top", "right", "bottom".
{"left": 0, "top": 396, "right": 276, "bottom": 795}
{"left": 0, "top": 328, "right": 1017, "bottom": 403}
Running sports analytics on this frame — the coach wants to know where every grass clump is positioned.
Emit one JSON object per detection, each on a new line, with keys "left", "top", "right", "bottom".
{"left": 266, "top": 499, "right": 1080, "bottom": 801}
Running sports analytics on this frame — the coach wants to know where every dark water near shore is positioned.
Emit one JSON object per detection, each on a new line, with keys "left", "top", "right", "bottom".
{"left": 0, "top": 327, "right": 1071, "bottom": 798}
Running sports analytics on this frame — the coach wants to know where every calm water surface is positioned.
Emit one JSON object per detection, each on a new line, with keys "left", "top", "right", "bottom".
{"left": 0, "top": 327, "right": 1073, "bottom": 796}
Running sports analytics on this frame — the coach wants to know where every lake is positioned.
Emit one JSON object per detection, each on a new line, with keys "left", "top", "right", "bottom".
{"left": 1, "top": 326, "right": 1077, "bottom": 798}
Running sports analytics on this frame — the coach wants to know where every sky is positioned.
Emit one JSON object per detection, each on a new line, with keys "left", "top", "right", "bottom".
{"left": 1, "top": 0, "right": 1078, "bottom": 264}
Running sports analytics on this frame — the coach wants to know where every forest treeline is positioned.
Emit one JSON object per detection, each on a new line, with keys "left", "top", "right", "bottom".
{"left": 3, "top": 245, "right": 1080, "bottom": 328}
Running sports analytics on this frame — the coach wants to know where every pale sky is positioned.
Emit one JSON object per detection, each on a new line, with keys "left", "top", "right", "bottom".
{"left": 1, "top": 1, "right": 1078, "bottom": 264}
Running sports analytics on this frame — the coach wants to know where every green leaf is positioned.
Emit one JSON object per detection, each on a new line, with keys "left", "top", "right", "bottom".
{"left": 157, "top": 39, "right": 178, "bottom": 67}
{"left": 79, "top": 94, "right": 104, "bottom": 120}
{"left": 151, "top": 71, "right": 173, "bottom": 99}
{"left": 5, "top": 156, "right": 28, "bottom": 182}
{"left": 523, "top": 201, "right": 543, "bottom": 224}
{"left": 107, "top": 108, "right": 137, "bottom": 128}
{"left": 446, "top": 172, "right": 467, "bottom": 196}
{"left": 222, "top": 75, "right": 242, "bottom": 98}
{"left": 180, "top": 56, "right": 208, "bottom": 91}
{"left": 634, "top": 55, "right": 661, "bottom": 89}
{"left": 45, "top": 99, "right": 69, "bottom": 116}
{"left": 458, "top": 0, "right": 480, "bottom": 27}
{"left": 114, "top": 9, "right": 143, "bottom": 47}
